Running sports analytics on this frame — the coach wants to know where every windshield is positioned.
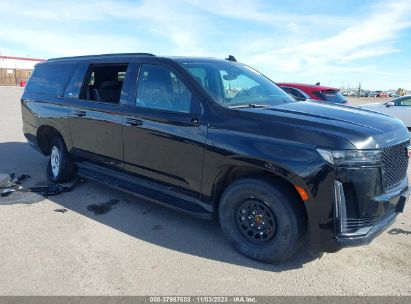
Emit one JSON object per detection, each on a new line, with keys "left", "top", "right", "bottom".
{"left": 180, "top": 61, "right": 294, "bottom": 108}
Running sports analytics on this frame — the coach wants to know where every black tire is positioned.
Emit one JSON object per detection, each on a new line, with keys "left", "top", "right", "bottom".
{"left": 219, "top": 178, "right": 306, "bottom": 263}
{"left": 46, "top": 136, "right": 75, "bottom": 182}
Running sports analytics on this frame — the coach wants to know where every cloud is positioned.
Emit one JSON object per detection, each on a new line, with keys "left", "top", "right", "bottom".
{"left": 0, "top": 0, "right": 409, "bottom": 89}
{"left": 246, "top": 0, "right": 411, "bottom": 73}
{"left": 0, "top": 0, "right": 213, "bottom": 55}
{"left": 0, "top": 28, "right": 146, "bottom": 57}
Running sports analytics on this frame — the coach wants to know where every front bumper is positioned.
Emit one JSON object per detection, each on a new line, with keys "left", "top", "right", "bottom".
{"left": 320, "top": 183, "right": 409, "bottom": 253}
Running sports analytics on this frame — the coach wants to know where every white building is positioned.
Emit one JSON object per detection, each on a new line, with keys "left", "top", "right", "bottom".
{"left": 0, "top": 55, "right": 45, "bottom": 85}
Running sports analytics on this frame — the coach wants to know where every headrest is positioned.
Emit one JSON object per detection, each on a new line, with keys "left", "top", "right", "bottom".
{"left": 99, "top": 80, "right": 121, "bottom": 89}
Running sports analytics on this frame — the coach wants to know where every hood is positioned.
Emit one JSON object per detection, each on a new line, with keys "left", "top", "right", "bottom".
{"left": 359, "top": 103, "right": 386, "bottom": 109}
{"left": 236, "top": 101, "right": 409, "bottom": 149}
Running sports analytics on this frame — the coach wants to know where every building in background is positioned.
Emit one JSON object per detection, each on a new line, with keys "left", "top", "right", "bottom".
{"left": 0, "top": 56, "right": 45, "bottom": 86}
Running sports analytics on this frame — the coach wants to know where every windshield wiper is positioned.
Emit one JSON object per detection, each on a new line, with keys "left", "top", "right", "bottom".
{"left": 229, "top": 104, "right": 270, "bottom": 109}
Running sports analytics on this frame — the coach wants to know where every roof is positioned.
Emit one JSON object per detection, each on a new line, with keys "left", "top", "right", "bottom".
{"left": 45, "top": 53, "right": 236, "bottom": 65}
{"left": 47, "top": 52, "right": 156, "bottom": 62}
{"left": 169, "top": 56, "right": 235, "bottom": 64}
{"left": 277, "top": 82, "right": 339, "bottom": 91}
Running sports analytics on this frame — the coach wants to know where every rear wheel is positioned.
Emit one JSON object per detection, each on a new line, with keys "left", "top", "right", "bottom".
{"left": 219, "top": 178, "right": 306, "bottom": 263}
{"left": 46, "top": 136, "right": 75, "bottom": 182}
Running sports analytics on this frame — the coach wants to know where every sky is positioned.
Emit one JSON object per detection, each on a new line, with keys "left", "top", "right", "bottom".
{"left": 0, "top": 0, "right": 410, "bottom": 90}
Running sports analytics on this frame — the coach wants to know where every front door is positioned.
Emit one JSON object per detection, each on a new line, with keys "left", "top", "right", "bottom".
{"left": 123, "top": 63, "right": 207, "bottom": 198}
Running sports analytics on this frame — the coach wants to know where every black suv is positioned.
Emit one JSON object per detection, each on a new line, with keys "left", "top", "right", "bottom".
{"left": 21, "top": 53, "right": 410, "bottom": 263}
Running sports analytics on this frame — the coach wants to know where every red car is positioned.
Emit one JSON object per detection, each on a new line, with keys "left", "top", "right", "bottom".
{"left": 376, "top": 91, "right": 389, "bottom": 98}
{"left": 278, "top": 83, "right": 348, "bottom": 104}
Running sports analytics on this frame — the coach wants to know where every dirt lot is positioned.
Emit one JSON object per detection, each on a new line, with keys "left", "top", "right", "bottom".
{"left": 346, "top": 96, "right": 391, "bottom": 106}
{"left": 0, "top": 87, "right": 410, "bottom": 295}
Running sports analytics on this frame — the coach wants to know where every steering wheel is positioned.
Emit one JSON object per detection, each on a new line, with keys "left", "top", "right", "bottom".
{"left": 233, "top": 85, "right": 263, "bottom": 100}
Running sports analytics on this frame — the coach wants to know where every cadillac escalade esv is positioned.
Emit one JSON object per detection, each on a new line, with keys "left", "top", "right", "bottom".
{"left": 21, "top": 53, "right": 410, "bottom": 263}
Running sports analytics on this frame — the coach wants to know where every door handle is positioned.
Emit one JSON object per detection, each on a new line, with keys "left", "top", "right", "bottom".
{"left": 73, "top": 110, "right": 86, "bottom": 117}
{"left": 125, "top": 117, "right": 143, "bottom": 126}
{"left": 191, "top": 117, "right": 199, "bottom": 125}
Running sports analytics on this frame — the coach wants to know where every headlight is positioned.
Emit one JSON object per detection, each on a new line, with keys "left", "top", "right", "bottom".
{"left": 316, "top": 147, "right": 381, "bottom": 166}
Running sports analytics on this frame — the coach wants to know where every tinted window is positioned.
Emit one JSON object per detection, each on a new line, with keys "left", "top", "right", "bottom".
{"left": 395, "top": 97, "right": 411, "bottom": 106}
{"left": 63, "top": 64, "right": 88, "bottom": 99}
{"left": 80, "top": 64, "right": 128, "bottom": 104}
{"left": 281, "top": 87, "right": 306, "bottom": 99}
{"left": 25, "top": 63, "right": 75, "bottom": 95}
{"left": 289, "top": 88, "right": 306, "bottom": 99}
{"left": 313, "top": 90, "right": 347, "bottom": 104}
{"left": 182, "top": 62, "right": 293, "bottom": 108}
{"left": 136, "top": 64, "right": 193, "bottom": 113}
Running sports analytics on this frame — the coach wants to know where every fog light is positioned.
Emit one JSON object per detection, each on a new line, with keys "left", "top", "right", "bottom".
{"left": 334, "top": 180, "right": 347, "bottom": 235}
{"left": 334, "top": 180, "right": 372, "bottom": 237}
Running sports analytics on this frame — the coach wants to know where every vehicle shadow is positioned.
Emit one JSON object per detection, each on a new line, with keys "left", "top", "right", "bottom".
{"left": 0, "top": 142, "right": 321, "bottom": 272}
{"left": 388, "top": 228, "right": 411, "bottom": 235}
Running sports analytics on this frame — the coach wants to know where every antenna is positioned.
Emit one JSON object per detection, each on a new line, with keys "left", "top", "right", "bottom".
{"left": 226, "top": 55, "right": 237, "bottom": 62}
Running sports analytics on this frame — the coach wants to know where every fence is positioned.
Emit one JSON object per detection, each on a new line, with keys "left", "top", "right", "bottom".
{"left": 0, "top": 68, "right": 32, "bottom": 86}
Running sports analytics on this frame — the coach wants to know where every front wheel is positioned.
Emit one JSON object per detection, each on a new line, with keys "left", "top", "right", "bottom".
{"left": 46, "top": 136, "right": 75, "bottom": 182}
{"left": 219, "top": 178, "right": 306, "bottom": 263}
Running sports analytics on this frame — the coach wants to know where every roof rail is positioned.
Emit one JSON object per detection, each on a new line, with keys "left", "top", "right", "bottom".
{"left": 47, "top": 52, "right": 155, "bottom": 61}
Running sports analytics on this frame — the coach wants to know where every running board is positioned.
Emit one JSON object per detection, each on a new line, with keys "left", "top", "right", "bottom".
{"left": 76, "top": 162, "right": 213, "bottom": 220}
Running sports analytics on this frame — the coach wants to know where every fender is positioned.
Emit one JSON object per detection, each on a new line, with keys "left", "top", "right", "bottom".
{"left": 22, "top": 93, "right": 72, "bottom": 151}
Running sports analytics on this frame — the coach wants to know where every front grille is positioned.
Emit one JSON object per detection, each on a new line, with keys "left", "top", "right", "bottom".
{"left": 382, "top": 141, "right": 409, "bottom": 191}
{"left": 342, "top": 209, "right": 396, "bottom": 235}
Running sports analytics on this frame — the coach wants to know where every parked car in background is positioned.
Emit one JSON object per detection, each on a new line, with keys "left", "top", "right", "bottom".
{"left": 278, "top": 83, "right": 348, "bottom": 104}
{"left": 360, "top": 96, "right": 411, "bottom": 129}
{"left": 277, "top": 85, "right": 312, "bottom": 101}
{"left": 359, "top": 91, "right": 368, "bottom": 97}
{"left": 368, "top": 91, "right": 378, "bottom": 97}
{"left": 376, "top": 91, "right": 389, "bottom": 98}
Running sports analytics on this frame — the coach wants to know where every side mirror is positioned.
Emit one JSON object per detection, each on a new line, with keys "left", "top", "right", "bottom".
{"left": 386, "top": 101, "right": 395, "bottom": 107}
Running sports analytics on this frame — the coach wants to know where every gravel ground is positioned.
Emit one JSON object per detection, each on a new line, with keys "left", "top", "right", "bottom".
{"left": 0, "top": 87, "right": 410, "bottom": 295}
{"left": 346, "top": 96, "right": 392, "bottom": 106}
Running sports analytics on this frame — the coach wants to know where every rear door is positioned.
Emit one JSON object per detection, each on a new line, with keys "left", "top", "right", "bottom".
{"left": 122, "top": 62, "right": 207, "bottom": 198}
{"left": 68, "top": 63, "right": 131, "bottom": 169}
{"left": 22, "top": 62, "right": 77, "bottom": 149}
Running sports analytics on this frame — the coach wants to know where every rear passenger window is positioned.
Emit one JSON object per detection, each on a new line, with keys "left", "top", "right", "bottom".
{"left": 25, "top": 63, "right": 75, "bottom": 95}
{"left": 80, "top": 64, "right": 128, "bottom": 104}
{"left": 136, "top": 64, "right": 193, "bottom": 113}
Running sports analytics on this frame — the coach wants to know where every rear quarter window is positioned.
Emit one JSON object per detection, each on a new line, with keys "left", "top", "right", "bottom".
{"left": 25, "top": 63, "right": 76, "bottom": 96}
{"left": 313, "top": 90, "right": 347, "bottom": 104}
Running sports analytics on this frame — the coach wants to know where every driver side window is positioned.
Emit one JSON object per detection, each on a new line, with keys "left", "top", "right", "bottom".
{"left": 136, "top": 64, "right": 193, "bottom": 113}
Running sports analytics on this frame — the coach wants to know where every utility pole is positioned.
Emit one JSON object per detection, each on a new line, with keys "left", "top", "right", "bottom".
{"left": 14, "top": 65, "right": 17, "bottom": 86}
{"left": 357, "top": 82, "right": 361, "bottom": 98}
